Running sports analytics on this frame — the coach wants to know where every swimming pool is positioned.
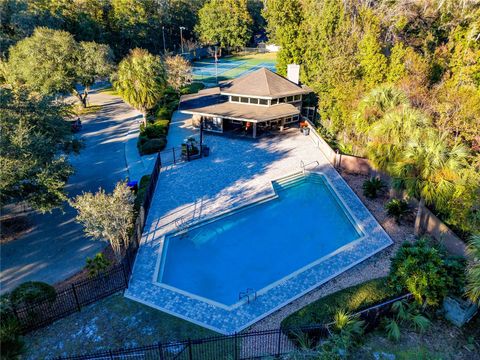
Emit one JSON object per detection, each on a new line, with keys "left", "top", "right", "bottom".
{"left": 156, "top": 173, "right": 363, "bottom": 308}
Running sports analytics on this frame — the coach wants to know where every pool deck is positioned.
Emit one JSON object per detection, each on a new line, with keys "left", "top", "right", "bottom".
{"left": 125, "top": 112, "right": 393, "bottom": 334}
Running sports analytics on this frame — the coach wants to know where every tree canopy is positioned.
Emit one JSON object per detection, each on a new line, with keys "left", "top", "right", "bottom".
{"left": 5, "top": 27, "right": 113, "bottom": 106}
{"left": 196, "top": 0, "right": 253, "bottom": 48}
{"left": 263, "top": 0, "right": 480, "bottom": 235}
{"left": 0, "top": 88, "right": 76, "bottom": 212}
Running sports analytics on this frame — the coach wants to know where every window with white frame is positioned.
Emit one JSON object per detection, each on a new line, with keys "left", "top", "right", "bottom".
{"left": 259, "top": 98, "right": 268, "bottom": 105}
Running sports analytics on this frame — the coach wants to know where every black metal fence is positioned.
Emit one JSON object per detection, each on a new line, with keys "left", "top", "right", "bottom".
{"left": 56, "top": 294, "right": 411, "bottom": 360}
{"left": 12, "top": 152, "right": 163, "bottom": 334}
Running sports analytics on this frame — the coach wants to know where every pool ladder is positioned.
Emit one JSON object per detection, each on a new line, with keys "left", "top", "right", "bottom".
{"left": 239, "top": 288, "right": 257, "bottom": 304}
{"left": 175, "top": 216, "right": 191, "bottom": 234}
{"left": 300, "top": 159, "right": 320, "bottom": 174}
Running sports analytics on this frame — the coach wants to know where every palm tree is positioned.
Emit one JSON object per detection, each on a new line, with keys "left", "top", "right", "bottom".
{"left": 390, "top": 131, "right": 468, "bottom": 235}
{"left": 354, "top": 85, "right": 409, "bottom": 136}
{"left": 114, "top": 48, "right": 166, "bottom": 126}
{"left": 466, "top": 234, "right": 480, "bottom": 305}
{"left": 366, "top": 106, "right": 431, "bottom": 173}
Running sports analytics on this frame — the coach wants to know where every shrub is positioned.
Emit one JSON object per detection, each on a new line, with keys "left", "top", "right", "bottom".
{"left": 143, "top": 120, "right": 169, "bottom": 138}
{"left": 10, "top": 281, "right": 56, "bottom": 307}
{"left": 86, "top": 253, "right": 111, "bottom": 278}
{"left": 181, "top": 82, "right": 205, "bottom": 95}
{"left": 384, "top": 300, "right": 430, "bottom": 341}
{"left": 362, "top": 177, "right": 386, "bottom": 199}
{"left": 281, "top": 277, "right": 400, "bottom": 330}
{"left": 140, "top": 138, "right": 166, "bottom": 155}
{"left": 0, "top": 316, "right": 24, "bottom": 359}
{"left": 134, "top": 175, "right": 151, "bottom": 211}
{"left": 166, "top": 99, "right": 179, "bottom": 113}
{"left": 388, "top": 239, "right": 466, "bottom": 307}
{"left": 385, "top": 199, "right": 409, "bottom": 224}
{"left": 138, "top": 134, "right": 149, "bottom": 146}
{"left": 156, "top": 106, "right": 171, "bottom": 119}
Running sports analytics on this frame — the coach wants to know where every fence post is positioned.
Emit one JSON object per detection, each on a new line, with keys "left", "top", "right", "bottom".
{"left": 276, "top": 329, "right": 282, "bottom": 357}
{"left": 234, "top": 332, "right": 238, "bottom": 360}
{"left": 121, "top": 263, "right": 129, "bottom": 288}
{"left": 158, "top": 342, "right": 164, "bottom": 360}
{"left": 71, "top": 284, "right": 81, "bottom": 312}
{"left": 109, "top": 349, "right": 114, "bottom": 360}
{"left": 188, "top": 339, "right": 193, "bottom": 360}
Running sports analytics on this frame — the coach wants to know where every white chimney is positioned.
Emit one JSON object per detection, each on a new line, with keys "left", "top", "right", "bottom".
{"left": 287, "top": 64, "right": 300, "bottom": 84}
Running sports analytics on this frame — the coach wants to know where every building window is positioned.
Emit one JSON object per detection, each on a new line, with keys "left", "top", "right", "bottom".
{"left": 259, "top": 99, "right": 268, "bottom": 105}
{"left": 240, "top": 97, "right": 249, "bottom": 103}
{"left": 287, "top": 96, "right": 294, "bottom": 102}
{"left": 250, "top": 98, "right": 259, "bottom": 104}
{"left": 231, "top": 96, "right": 239, "bottom": 102}
{"left": 271, "top": 98, "right": 278, "bottom": 105}
{"left": 294, "top": 95, "right": 301, "bottom": 101}
{"left": 279, "top": 97, "right": 286, "bottom": 103}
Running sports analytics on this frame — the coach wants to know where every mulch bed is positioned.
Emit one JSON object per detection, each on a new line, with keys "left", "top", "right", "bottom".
{"left": 53, "top": 245, "right": 117, "bottom": 290}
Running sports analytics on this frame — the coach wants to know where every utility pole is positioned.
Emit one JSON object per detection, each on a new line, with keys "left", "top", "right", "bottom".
{"left": 179, "top": 26, "right": 186, "bottom": 54}
{"left": 162, "top": 26, "right": 166, "bottom": 54}
{"left": 214, "top": 45, "right": 218, "bottom": 85}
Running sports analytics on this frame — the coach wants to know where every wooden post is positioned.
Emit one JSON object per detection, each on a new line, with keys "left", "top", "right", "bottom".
{"left": 252, "top": 122, "right": 257, "bottom": 138}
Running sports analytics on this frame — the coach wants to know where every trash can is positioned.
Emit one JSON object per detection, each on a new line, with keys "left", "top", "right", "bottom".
{"left": 302, "top": 127, "right": 310, "bottom": 136}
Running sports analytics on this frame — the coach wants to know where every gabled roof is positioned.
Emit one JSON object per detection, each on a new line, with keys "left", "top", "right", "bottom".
{"left": 220, "top": 68, "right": 309, "bottom": 98}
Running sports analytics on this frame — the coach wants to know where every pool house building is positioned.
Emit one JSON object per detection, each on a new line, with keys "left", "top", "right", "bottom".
{"left": 181, "top": 67, "right": 312, "bottom": 138}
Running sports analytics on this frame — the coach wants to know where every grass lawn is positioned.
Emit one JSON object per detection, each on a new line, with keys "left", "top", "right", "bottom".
{"left": 98, "top": 86, "right": 118, "bottom": 96}
{"left": 281, "top": 277, "right": 401, "bottom": 329}
{"left": 73, "top": 104, "right": 102, "bottom": 116}
{"left": 22, "top": 293, "right": 219, "bottom": 359}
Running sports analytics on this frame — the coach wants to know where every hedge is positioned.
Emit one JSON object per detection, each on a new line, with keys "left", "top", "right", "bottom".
{"left": 139, "top": 137, "right": 167, "bottom": 155}
{"left": 281, "top": 277, "right": 401, "bottom": 330}
{"left": 134, "top": 175, "right": 151, "bottom": 211}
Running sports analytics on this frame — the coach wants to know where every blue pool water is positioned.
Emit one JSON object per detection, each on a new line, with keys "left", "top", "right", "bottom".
{"left": 158, "top": 175, "right": 361, "bottom": 306}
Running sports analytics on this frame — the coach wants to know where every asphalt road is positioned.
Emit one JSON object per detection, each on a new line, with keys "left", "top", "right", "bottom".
{"left": 0, "top": 88, "right": 141, "bottom": 293}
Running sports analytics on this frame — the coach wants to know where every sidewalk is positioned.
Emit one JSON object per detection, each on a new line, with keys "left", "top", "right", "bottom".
{"left": 124, "top": 122, "right": 156, "bottom": 182}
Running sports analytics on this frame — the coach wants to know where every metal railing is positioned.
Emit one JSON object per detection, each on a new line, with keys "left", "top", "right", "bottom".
{"left": 55, "top": 294, "right": 412, "bottom": 359}
{"left": 10, "top": 151, "right": 163, "bottom": 334}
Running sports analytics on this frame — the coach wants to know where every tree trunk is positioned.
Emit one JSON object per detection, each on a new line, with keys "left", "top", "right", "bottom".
{"left": 414, "top": 197, "right": 426, "bottom": 236}
{"left": 82, "top": 86, "right": 90, "bottom": 108}
{"left": 74, "top": 89, "right": 88, "bottom": 108}
{"left": 142, "top": 111, "right": 147, "bottom": 127}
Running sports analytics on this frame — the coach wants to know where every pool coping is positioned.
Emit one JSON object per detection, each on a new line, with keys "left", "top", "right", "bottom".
{"left": 125, "top": 167, "right": 394, "bottom": 334}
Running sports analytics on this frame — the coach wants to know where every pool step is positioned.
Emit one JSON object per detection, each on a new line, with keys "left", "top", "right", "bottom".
{"left": 272, "top": 172, "right": 326, "bottom": 192}
{"left": 272, "top": 172, "right": 306, "bottom": 191}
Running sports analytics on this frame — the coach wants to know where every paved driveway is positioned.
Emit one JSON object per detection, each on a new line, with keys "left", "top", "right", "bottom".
{"left": 0, "top": 89, "right": 142, "bottom": 293}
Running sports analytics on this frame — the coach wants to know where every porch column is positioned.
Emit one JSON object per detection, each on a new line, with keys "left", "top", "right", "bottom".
{"left": 252, "top": 122, "right": 257, "bottom": 138}
{"left": 280, "top": 118, "right": 285, "bottom": 131}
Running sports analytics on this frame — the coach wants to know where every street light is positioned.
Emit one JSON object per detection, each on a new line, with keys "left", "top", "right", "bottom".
{"left": 162, "top": 26, "right": 166, "bottom": 54}
{"left": 179, "top": 26, "right": 186, "bottom": 54}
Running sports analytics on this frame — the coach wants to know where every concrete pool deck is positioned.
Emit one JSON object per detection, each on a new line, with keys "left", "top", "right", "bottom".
{"left": 125, "top": 112, "right": 393, "bottom": 334}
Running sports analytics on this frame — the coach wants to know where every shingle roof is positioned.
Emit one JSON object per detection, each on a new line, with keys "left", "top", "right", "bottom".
{"left": 220, "top": 68, "right": 309, "bottom": 98}
{"left": 182, "top": 101, "right": 300, "bottom": 123}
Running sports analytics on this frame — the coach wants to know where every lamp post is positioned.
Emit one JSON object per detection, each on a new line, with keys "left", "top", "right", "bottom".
{"left": 179, "top": 26, "right": 186, "bottom": 54}
{"left": 162, "top": 26, "right": 166, "bottom": 54}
